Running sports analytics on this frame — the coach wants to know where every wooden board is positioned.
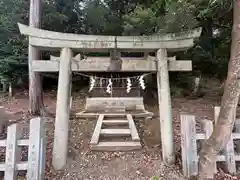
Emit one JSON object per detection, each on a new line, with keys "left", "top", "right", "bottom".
{"left": 90, "top": 114, "right": 141, "bottom": 151}
{"left": 100, "top": 129, "right": 131, "bottom": 136}
{"left": 90, "top": 114, "right": 104, "bottom": 145}
{"left": 5, "top": 124, "right": 22, "bottom": 180}
{"left": 1, "top": 117, "right": 46, "bottom": 180}
{"left": 91, "top": 142, "right": 141, "bottom": 151}
{"left": 180, "top": 114, "right": 198, "bottom": 177}
{"left": 27, "top": 117, "right": 46, "bottom": 180}
{"left": 127, "top": 114, "right": 140, "bottom": 142}
{"left": 102, "top": 120, "right": 128, "bottom": 125}
{"left": 76, "top": 111, "right": 153, "bottom": 119}
{"left": 201, "top": 119, "right": 217, "bottom": 175}
{"left": 214, "top": 106, "right": 236, "bottom": 173}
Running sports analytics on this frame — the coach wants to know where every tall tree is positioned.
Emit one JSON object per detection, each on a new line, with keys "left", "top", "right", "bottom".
{"left": 81, "top": 0, "right": 110, "bottom": 34}
{"left": 29, "top": 0, "right": 82, "bottom": 115}
{"left": 198, "top": 0, "right": 240, "bottom": 179}
{"left": 0, "top": 0, "right": 28, "bottom": 92}
{"left": 28, "top": 0, "right": 45, "bottom": 115}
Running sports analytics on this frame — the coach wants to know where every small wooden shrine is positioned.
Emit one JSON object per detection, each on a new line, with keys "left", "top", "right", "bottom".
{"left": 18, "top": 2, "right": 201, "bottom": 170}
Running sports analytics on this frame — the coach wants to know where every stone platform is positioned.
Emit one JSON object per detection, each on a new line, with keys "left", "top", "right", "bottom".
{"left": 76, "top": 97, "right": 153, "bottom": 119}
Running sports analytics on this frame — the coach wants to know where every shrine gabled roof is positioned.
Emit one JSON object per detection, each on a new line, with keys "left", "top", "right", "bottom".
{"left": 18, "top": 23, "right": 201, "bottom": 52}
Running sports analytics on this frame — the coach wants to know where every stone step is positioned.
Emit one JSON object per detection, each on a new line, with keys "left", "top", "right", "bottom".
{"left": 100, "top": 129, "right": 131, "bottom": 136}
{"left": 102, "top": 120, "right": 128, "bottom": 125}
{"left": 90, "top": 141, "right": 141, "bottom": 151}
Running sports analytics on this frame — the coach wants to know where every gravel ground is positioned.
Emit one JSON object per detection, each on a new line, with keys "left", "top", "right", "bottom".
{"left": 0, "top": 92, "right": 239, "bottom": 180}
{"left": 43, "top": 117, "right": 185, "bottom": 180}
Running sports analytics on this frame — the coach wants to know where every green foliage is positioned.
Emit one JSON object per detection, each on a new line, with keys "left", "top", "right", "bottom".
{"left": 123, "top": 5, "right": 157, "bottom": 35}
{"left": 0, "top": 0, "right": 28, "bottom": 84}
{"left": 0, "top": 0, "right": 234, "bottom": 89}
{"left": 151, "top": 176, "right": 160, "bottom": 180}
{"left": 82, "top": 0, "right": 110, "bottom": 34}
{"left": 123, "top": 0, "right": 198, "bottom": 35}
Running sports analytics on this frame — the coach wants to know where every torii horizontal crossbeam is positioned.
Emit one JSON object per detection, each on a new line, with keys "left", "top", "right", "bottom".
{"left": 18, "top": 23, "right": 201, "bottom": 52}
{"left": 32, "top": 56, "right": 192, "bottom": 72}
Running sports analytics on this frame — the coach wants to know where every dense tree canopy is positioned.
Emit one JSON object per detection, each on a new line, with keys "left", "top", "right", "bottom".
{"left": 0, "top": 0, "right": 233, "bottom": 88}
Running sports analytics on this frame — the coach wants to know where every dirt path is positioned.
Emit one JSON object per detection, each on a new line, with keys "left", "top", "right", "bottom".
{"left": 0, "top": 93, "right": 238, "bottom": 179}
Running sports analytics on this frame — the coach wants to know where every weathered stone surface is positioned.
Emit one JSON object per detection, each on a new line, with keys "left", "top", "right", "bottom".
{"left": 18, "top": 23, "right": 201, "bottom": 52}
{"left": 32, "top": 56, "right": 192, "bottom": 72}
{"left": 52, "top": 48, "right": 72, "bottom": 170}
{"left": 85, "top": 97, "right": 145, "bottom": 112}
{"left": 157, "top": 49, "right": 174, "bottom": 165}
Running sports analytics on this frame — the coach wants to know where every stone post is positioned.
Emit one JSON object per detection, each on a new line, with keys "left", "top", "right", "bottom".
{"left": 52, "top": 48, "right": 72, "bottom": 170}
{"left": 156, "top": 48, "right": 175, "bottom": 165}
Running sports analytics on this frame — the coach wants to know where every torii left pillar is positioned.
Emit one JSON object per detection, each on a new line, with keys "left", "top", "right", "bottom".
{"left": 52, "top": 48, "right": 73, "bottom": 170}
{"left": 156, "top": 49, "right": 175, "bottom": 165}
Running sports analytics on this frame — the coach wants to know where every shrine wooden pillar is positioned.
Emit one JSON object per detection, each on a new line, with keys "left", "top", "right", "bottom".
{"left": 156, "top": 49, "right": 175, "bottom": 165}
{"left": 52, "top": 48, "right": 73, "bottom": 170}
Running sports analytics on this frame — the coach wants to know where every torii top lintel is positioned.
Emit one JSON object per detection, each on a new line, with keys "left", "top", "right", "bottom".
{"left": 18, "top": 23, "right": 201, "bottom": 52}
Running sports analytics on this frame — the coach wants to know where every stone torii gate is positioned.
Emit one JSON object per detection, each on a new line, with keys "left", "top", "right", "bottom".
{"left": 18, "top": 23, "right": 201, "bottom": 171}
{"left": 18, "top": 21, "right": 201, "bottom": 169}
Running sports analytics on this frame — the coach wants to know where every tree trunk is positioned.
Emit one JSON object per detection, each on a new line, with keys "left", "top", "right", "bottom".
{"left": 28, "top": 64, "right": 45, "bottom": 115}
{"left": 198, "top": 1, "right": 240, "bottom": 179}
{"left": 28, "top": 0, "right": 45, "bottom": 115}
{"left": 8, "top": 82, "right": 12, "bottom": 98}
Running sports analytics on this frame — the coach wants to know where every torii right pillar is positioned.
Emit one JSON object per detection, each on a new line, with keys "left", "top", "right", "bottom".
{"left": 156, "top": 48, "right": 175, "bottom": 165}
